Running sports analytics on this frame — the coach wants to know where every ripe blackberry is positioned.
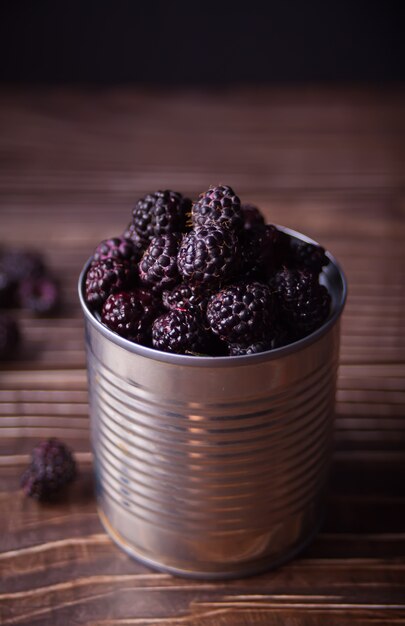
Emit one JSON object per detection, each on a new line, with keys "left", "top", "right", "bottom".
{"left": 290, "top": 240, "right": 329, "bottom": 275}
{"left": 207, "top": 282, "right": 274, "bottom": 345}
{"left": 93, "top": 237, "right": 140, "bottom": 265}
{"left": 228, "top": 340, "right": 272, "bottom": 356}
{"left": 0, "top": 314, "right": 20, "bottom": 360}
{"left": 132, "top": 190, "right": 191, "bottom": 243}
{"left": 0, "top": 250, "right": 45, "bottom": 283}
{"left": 273, "top": 228, "right": 293, "bottom": 270}
{"left": 272, "top": 268, "right": 331, "bottom": 336}
{"left": 241, "top": 203, "right": 265, "bottom": 231}
{"left": 241, "top": 224, "right": 279, "bottom": 279}
{"left": 102, "top": 289, "right": 161, "bottom": 345}
{"left": 21, "top": 438, "right": 77, "bottom": 500}
{"left": 122, "top": 222, "right": 149, "bottom": 256}
{"left": 139, "top": 234, "right": 180, "bottom": 293}
{"left": 162, "top": 283, "right": 210, "bottom": 312}
{"left": 85, "top": 258, "right": 134, "bottom": 311}
{"left": 192, "top": 185, "right": 243, "bottom": 231}
{"left": 228, "top": 323, "right": 292, "bottom": 355}
{"left": 18, "top": 276, "right": 60, "bottom": 315}
{"left": 152, "top": 309, "right": 208, "bottom": 354}
{"left": 0, "top": 265, "right": 16, "bottom": 308}
{"left": 177, "top": 225, "right": 239, "bottom": 287}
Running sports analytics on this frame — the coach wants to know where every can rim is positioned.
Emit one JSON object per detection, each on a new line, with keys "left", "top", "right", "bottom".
{"left": 78, "top": 226, "right": 347, "bottom": 367}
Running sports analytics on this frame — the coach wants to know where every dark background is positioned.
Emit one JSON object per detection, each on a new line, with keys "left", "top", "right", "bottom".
{"left": 0, "top": 0, "right": 404, "bottom": 84}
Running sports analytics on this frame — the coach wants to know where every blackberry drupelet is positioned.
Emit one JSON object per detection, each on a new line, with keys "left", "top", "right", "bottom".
{"left": 139, "top": 234, "right": 180, "bottom": 292}
{"left": 177, "top": 224, "right": 239, "bottom": 287}
{"left": 18, "top": 276, "right": 60, "bottom": 315}
{"left": 162, "top": 282, "right": 210, "bottom": 312}
{"left": 102, "top": 289, "right": 161, "bottom": 345}
{"left": 94, "top": 237, "right": 140, "bottom": 265}
{"left": 207, "top": 282, "right": 274, "bottom": 345}
{"left": 20, "top": 438, "right": 77, "bottom": 500}
{"left": 272, "top": 268, "right": 331, "bottom": 336}
{"left": 228, "top": 323, "right": 292, "bottom": 355}
{"left": 85, "top": 258, "right": 134, "bottom": 311}
{"left": 241, "top": 203, "right": 265, "bottom": 231}
{"left": 132, "top": 190, "right": 191, "bottom": 243}
{"left": 152, "top": 309, "right": 208, "bottom": 354}
{"left": 0, "top": 314, "right": 20, "bottom": 360}
{"left": 192, "top": 185, "right": 243, "bottom": 230}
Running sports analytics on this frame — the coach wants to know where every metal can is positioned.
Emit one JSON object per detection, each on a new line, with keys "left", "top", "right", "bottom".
{"left": 78, "top": 227, "right": 347, "bottom": 579}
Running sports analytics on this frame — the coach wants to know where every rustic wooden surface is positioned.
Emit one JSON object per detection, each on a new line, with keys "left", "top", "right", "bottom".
{"left": 0, "top": 88, "right": 404, "bottom": 625}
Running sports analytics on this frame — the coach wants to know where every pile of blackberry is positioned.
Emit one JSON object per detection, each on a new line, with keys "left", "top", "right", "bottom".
{"left": 85, "top": 185, "right": 331, "bottom": 356}
{"left": 0, "top": 248, "right": 60, "bottom": 360}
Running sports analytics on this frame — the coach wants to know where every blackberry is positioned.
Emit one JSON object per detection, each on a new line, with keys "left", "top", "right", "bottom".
{"left": 207, "top": 282, "right": 274, "bottom": 345}
{"left": 122, "top": 222, "right": 149, "bottom": 256}
{"left": 273, "top": 228, "right": 293, "bottom": 270}
{"left": 192, "top": 185, "right": 243, "bottom": 231}
{"left": 0, "top": 314, "right": 20, "bottom": 360}
{"left": 162, "top": 282, "right": 210, "bottom": 312}
{"left": 85, "top": 258, "right": 134, "bottom": 311}
{"left": 139, "top": 234, "right": 180, "bottom": 293}
{"left": 272, "top": 268, "right": 331, "bottom": 336}
{"left": 228, "top": 340, "right": 272, "bottom": 356}
{"left": 177, "top": 225, "right": 239, "bottom": 287}
{"left": 21, "top": 438, "right": 77, "bottom": 500}
{"left": 241, "top": 224, "right": 279, "bottom": 279}
{"left": 0, "top": 250, "right": 45, "bottom": 283}
{"left": 228, "top": 323, "right": 292, "bottom": 355}
{"left": 93, "top": 237, "right": 140, "bottom": 265}
{"left": 152, "top": 309, "right": 208, "bottom": 355}
{"left": 132, "top": 190, "right": 191, "bottom": 243}
{"left": 18, "top": 276, "right": 60, "bottom": 315}
{"left": 290, "top": 240, "right": 329, "bottom": 275}
{"left": 0, "top": 265, "right": 16, "bottom": 308}
{"left": 102, "top": 289, "right": 161, "bottom": 345}
{"left": 241, "top": 203, "right": 265, "bottom": 231}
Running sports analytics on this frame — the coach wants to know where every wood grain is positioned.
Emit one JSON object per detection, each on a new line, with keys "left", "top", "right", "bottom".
{"left": 0, "top": 87, "right": 404, "bottom": 625}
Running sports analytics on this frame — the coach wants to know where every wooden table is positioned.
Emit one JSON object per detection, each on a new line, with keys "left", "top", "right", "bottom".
{"left": 1, "top": 88, "right": 404, "bottom": 625}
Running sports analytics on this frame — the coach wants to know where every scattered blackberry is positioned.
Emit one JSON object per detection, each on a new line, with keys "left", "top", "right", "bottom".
{"left": 94, "top": 237, "right": 140, "bottom": 265}
{"left": 271, "top": 268, "right": 331, "bottom": 336}
{"left": 0, "top": 314, "right": 20, "bottom": 360}
{"left": 21, "top": 438, "right": 77, "bottom": 500}
{"left": 162, "top": 283, "right": 210, "bottom": 313}
{"left": 152, "top": 309, "right": 208, "bottom": 354}
{"left": 18, "top": 276, "right": 60, "bottom": 315}
{"left": 290, "top": 240, "right": 329, "bottom": 275}
{"left": 192, "top": 185, "right": 243, "bottom": 231}
{"left": 139, "top": 234, "right": 180, "bottom": 292}
{"left": 241, "top": 204, "right": 265, "bottom": 231}
{"left": 0, "top": 265, "right": 16, "bottom": 308}
{"left": 102, "top": 289, "right": 161, "bottom": 345}
{"left": 85, "top": 258, "right": 134, "bottom": 311}
{"left": 132, "top": 190, "right": 191, "bottom": 243}
{"left": 0, "top": 250, "right": 45, "bottom": 283}
{"left": 241, "top": 224, "right": 279, "bottom": 279}
{"left": 177, "top": 225, "right": 239, "bottom": 287}
{"left": 207, "top": 282, "right": 274, "bottom": 345}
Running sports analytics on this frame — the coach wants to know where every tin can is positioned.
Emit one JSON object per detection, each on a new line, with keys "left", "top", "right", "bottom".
{"left": 78, "top": 228, "right": 347, "bottom": 579}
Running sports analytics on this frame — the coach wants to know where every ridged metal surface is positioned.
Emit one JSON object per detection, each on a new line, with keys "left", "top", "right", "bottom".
{"left": 79, "top": 228, "right": 347, "bottom": 578}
